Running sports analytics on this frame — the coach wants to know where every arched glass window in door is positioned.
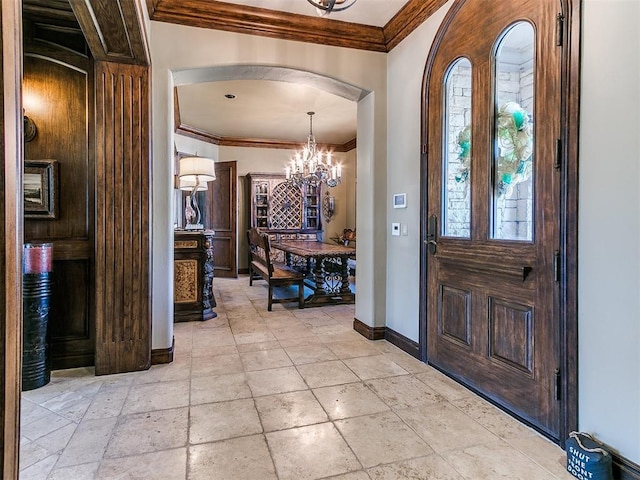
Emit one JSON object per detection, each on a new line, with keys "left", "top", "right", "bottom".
{"left": 492, "top": 22, "right": 535, "bottom": 241}
{"left": 443, "top": 57, "right": 472, "bottom": 238}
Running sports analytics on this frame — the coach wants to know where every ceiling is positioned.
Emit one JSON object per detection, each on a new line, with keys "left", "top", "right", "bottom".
{"left": 23, "top": 0, "right": 447, "bottom": 150}
{"left": 177, "top": 80, "right": 358, "bottom": 146}
{"left": 169, "top": 0, "right": 413, "bottom": 149}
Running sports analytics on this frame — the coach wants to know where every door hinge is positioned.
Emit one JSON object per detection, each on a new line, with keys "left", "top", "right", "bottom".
{"left": 555, "top": 138, "right": 562, "bottom": 170}
{"left": 553, "top": 250, "right": 561, "bottom": 282}
{"left": 556, "top": 13, "right": 564, "bottom": 47}
{"left": 554, "top": 368, "right": 561, "bottom": 401}
{"left": 422, "top": 144, "right": 427, "bottom": 154}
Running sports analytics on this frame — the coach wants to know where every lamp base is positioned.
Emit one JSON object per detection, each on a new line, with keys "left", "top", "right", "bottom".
{"left": 185, "top": 223, "right": 204, "bottom": 231}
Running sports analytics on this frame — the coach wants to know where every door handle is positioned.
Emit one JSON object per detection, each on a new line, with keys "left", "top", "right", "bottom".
{"left": 425, "top": 214, "right": 437, "bottom": 255}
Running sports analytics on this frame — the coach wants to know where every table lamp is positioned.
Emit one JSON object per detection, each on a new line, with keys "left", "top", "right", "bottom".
{"left": 179, "top": 156, "right": 216, "bottom": 230}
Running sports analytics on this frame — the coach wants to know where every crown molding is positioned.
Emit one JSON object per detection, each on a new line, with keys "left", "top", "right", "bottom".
{"left": 150, "top": 0, "right": 387, "bottom": 52}
{"left": 149, "top": 0, "right": 449, "bottom": 52}
{"left": 176, "top": 123, "right": 355, "bottom": 152}
{"left": 383, "top": 0, "right": 449, "bottom": 51}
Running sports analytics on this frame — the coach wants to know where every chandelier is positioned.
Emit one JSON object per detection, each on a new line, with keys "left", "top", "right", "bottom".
{"left": 307, "top": 0, "right": 357, "bottom": 16}
{"left": 285, "top": 112, "right": 341, "bottom": 188}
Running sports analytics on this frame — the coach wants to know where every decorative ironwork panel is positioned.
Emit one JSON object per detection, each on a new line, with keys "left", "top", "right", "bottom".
{"left": 270, "top": 182, "right": 303, "bottom": 230}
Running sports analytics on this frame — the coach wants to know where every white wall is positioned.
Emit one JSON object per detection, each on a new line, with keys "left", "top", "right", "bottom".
{"left": 150, "top": 24, "right": 388, "bottom": 350}
{"left": 385, "top": 1, "right": 453, "bottom": 340}
{"left": 578, "top": 0, "right": 640, "bottom": 463}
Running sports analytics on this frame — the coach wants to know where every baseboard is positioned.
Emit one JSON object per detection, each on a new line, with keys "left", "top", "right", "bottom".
{"left": 151, "top": 337, "right": 174, "bottom": 365}
{"left": 613, "top": 452, "right": 640, "bottom": 480}
{"left": 353, "top": 318, "right": 385, "bottom": 340}
{"left": 384, "top": 327, "right": 420, "bottom": 359}
{"left": 238, "top": 268, "right": 249, "bottom": 274}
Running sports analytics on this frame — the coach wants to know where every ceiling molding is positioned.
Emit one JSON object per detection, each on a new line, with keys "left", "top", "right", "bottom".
{"left": 150, "top": 0, "right": 387, "bottom": 52}
{"left": 177, "top": 123, "right": 355, "bottom": 152}
{"left": 150, "top": 0, "right": 446, "bottom": 53}
{"left": 383, "top": 0, "right": 449, "bottom": 51}
{"left": 70, "top": 0, "right": 150, "bottom": 65}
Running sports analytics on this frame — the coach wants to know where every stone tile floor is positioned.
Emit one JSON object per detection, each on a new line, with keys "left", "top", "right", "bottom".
{"left": 19, "top": 276, "right": 575, "bottom": 479}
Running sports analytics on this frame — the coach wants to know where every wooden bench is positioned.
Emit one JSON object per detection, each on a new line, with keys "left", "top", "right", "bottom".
{"left": 247, "top": 228, "right": 305, "bottom": 311}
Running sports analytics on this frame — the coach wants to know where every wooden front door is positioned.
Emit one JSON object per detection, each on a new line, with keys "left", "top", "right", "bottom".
{"left": 424, "top": 0, "right": 562, "bottom": 439}
{"left": 202, "top": 160, "right": 237, "bottom": 278}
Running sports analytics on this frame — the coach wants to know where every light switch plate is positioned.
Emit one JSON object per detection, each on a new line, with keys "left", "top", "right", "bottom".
{"left": 392, "top": 222, "right": 400, "bottom": 236}
{"left": 401, "top": 224, "right": 408, "bottom": 236}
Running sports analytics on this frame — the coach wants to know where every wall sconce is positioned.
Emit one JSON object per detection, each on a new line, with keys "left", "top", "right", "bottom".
{"left": 24, "top": 111, "right": 37, "bottom": 142}
{"left": 179, "top": 155, "right": 216, "bottom": 230}
{"left": 322, "top": 191, "right": 335, "bottom": 223}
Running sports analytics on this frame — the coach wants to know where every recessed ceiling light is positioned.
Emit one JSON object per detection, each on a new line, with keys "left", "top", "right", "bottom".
{"left": 224, "top": 94, "right": 236, "bottom": 99}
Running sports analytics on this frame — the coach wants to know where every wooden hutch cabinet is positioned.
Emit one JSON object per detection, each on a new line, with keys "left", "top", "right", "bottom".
{"left": 247, "top": 172, "right": 321, "bottom": 237}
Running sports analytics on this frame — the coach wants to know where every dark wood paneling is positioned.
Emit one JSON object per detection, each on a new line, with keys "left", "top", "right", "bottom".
{"left": 24, "top": 55, "right": 90, "bottom": 240}
{"left": 23, "top": 41, "right": 95, "bottom": 370}
{"left": 50, "top": 260, "right": 94, "bottom": 369}
{"left": 439, "top": 284, "right": 470, "bottom": 347}
{"left": 202, "top": 161, "right": 237, "bottom": 278}
{"left": 70, "top": 0, "right": 149, "bottom": 65}
{"left": 1, "top": 0, "right": 23, "bottom": 476}
{"left": 383, "top": 0, "right": 449, "bottom": 51}
{"left": 488, "top": 297, "right": 533, "bottom": 375}
{"left": 151, "top": 0, "right": 387, "bottom": 52}
{"left": 94, "top": 60, "right": 151, "bottom": 375}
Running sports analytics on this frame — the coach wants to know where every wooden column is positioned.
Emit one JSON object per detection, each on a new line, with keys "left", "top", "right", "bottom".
{"left": 1, "top": 0, "right": 23, "bottom": 476}
{"left": 94, "top": 61, "right": 151, "bottom": 375}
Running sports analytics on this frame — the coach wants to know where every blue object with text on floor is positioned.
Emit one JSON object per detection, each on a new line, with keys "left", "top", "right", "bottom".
{"left": 566, "top": 432, "right": 613, "bottom": 480}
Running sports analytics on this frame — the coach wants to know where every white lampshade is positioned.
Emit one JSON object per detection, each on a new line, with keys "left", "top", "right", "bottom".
{"left": 179, "top": 156, "right": 216, "bottom": 182}
{"left": 179, "top": 179, "right": 208, "bottom": 191}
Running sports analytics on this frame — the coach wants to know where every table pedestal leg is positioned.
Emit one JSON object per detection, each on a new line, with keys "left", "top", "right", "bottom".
{"left": 313, "top": 256, "right": 327, "bottom": 294}
{"left": 339, "top": 255, "right": 351, "bottom": 294}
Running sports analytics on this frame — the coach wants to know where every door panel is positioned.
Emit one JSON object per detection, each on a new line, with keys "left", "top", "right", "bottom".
{"left": 425, "top": 0, "right": 561, "bottom": 438}
{"left": 202, "top": 161, "right": 237, "bottom": 278}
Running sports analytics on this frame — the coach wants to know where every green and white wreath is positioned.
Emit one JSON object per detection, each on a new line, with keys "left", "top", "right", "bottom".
{"left": 455, "top": 101, "right": 534, "bottom": 197}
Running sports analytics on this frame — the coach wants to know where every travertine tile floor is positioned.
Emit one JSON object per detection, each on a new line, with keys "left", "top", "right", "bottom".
{"left": 19, "top": 276, "right": 575, "bottom": 479}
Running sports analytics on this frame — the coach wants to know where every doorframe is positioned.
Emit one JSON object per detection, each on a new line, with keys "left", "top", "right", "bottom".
{"left": 1, "top": 0, "right": 24, "bottom": 476}
{"left": 418, "top": 0, "right": 581, "bottom": 444}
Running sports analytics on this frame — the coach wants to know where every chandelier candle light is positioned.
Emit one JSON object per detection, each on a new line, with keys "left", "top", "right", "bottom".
{"left": 285, "top": 112, "right": 341, "bottom": 188}
{"left": 179, "top": 155, "right": 216, "bottom": 230}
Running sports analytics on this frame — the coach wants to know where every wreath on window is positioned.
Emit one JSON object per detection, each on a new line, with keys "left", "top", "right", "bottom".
{"left": 455, "top": 102, "right": 534, "bottom": 197}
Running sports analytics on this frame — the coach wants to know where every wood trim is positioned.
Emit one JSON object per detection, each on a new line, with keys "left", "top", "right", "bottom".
{"left": 150, "top": 0, "right": 447, "bottom": 53}
{"left": 173, "top": 86, "right": 181, "bottom": 133}
{"left": 613, "top": 453, "right": 640, "bottom": 480}
{"left": 353, "top": 318, "right": 385, "bottom": 341}
{"left": 70, "top": 0, "right": 150, "bottom": 65}
{"left": 384, "top": 327, "right": 420, "bottom": 359}
{"left": 94, "top": 61, "right": 152, "bottom": 375}
{"left": 151, "top": 337, "right": 175, "bottom": 365}
{"left": 341, "top": 137, "right": 357, "bottom": 152}
{"left": 177, "top": 123, "right": 355, "bottom": 152}
{"left": 1, "top": 0, "right": 23, "bottom": 476}
{"left": 150, "top": 0, "right": 387, "bottom": 52}
{"left": 383, "top": 0, "right": 449, "bottom": 51}
{"left": 560, "top": 0, "right": 581, "bottom": 443}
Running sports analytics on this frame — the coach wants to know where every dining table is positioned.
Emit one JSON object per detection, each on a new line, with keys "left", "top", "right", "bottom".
{"left": 270, "top": 240, "right": 355, "bottom": 307}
